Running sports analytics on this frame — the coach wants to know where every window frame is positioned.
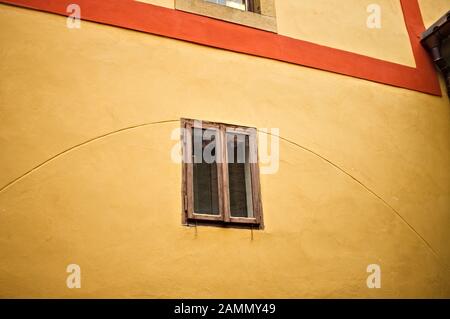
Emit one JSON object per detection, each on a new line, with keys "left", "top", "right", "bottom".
{"left": 181, "top": 118, "right": 264, "bottom": 229}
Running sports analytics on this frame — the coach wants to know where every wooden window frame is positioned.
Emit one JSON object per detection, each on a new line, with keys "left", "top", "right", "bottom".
{"left": 181, "top": 118, "right": 264, "bottom": 229}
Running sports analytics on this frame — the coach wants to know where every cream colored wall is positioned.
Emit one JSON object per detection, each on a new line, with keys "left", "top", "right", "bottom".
{"left": 136, "top": 0, "right": 174, "bottom": 8}
{"left": 275, "top": 0, "right": 416, "bottom": 66}
{"left": 419, "top": 0, "right": 449, "bottom": 28}
{"left": 0, "top": 4, "right": 449, "bottom": 298}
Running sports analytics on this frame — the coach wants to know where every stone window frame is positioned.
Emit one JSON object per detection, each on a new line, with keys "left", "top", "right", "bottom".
{"left": 175, "top": 0, "right": 277, "bottom": 33}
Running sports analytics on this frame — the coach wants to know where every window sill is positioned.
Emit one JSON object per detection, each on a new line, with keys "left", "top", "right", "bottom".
{"left": 175, "top": 0, "right": 277, "bottom": 33}
{"left": 185, "top": 219, "right": 264, "bottom": 230}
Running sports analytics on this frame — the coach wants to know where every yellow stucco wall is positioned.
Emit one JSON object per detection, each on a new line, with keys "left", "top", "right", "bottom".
{"left": 419, "top": 0, "right": 449, "bottom": 28}
{"left": 136, "top": 0, "right": 174, "bottom": 8}
{"left": 275, "top": 0, "right": 416, "bottom": 66}
{"left": 0, "top": 3, "right": 449, "bottom": 298}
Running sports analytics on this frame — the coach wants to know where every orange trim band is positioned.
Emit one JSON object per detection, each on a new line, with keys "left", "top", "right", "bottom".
{"left": 0, "top": 0, "right": 441, "bottom": 95}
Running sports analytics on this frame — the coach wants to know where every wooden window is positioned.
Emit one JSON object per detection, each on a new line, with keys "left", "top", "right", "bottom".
{"left": 182, "top": 119, "right": 263, "bottom": 229}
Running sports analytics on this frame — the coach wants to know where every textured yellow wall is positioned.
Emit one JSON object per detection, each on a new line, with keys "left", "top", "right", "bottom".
{"left": 136, "top": 0, "right": 174, "bottom": 8}
{"left": 419, "top": 0, "right": 449, "bottom": 28}
{"left": 0, "top": 4, "right": 449, "bottom": 297}
{"left": 274, "top": 0, "right": 416, "bottom": 66}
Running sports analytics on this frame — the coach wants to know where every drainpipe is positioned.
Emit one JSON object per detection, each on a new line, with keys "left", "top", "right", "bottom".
{"left": 421, "top": 11, "right": 450, "bottom": 98}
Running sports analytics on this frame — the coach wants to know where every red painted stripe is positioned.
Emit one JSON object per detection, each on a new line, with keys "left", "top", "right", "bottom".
{"left": 0, "top": 0, "right": 441, "bottom": 95}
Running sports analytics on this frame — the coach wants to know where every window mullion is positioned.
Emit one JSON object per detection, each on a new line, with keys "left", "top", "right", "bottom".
{"left": 220, "top": 124, "right": 231, "bottom": 222}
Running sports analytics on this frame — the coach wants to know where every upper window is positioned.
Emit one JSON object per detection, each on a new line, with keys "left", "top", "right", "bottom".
{"left": 175, "top": 0, "right": 277, "bottom": 33}
{"left": 181, "top": 119, "right": 263, "bottom": 228}
{"left": 205, "top": 0, "right": 259, "bottom": 13}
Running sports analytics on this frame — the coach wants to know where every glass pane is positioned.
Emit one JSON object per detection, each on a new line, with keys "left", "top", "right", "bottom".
{"left": 227, "top": 133, "right": 254, "bottom": 218}
{"left": 192, "top": 128, "right": 220, "bottom": 215}
{"left": 205, "top": 0, "right": 246, "bottom": 11}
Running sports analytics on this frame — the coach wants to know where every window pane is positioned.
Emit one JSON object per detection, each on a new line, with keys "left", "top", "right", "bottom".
{"left": 192, "top": 128, "right": 220, "bottom": 215}
{"left": 227, "top": 133, "right": 254, "bottom": 218}
{"left": 205, "top": 0, "right": 246, "bottom": 11}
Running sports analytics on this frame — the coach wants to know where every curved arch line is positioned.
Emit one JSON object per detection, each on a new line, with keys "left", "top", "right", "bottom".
{"left": 0, "top": 120, "right": 179, "bottom": 194}
{"left": 0, "top": 120, "right": 445, "bottom": 267}
{"left": 260, "top": 130, "right": 445, "bottom": 267}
